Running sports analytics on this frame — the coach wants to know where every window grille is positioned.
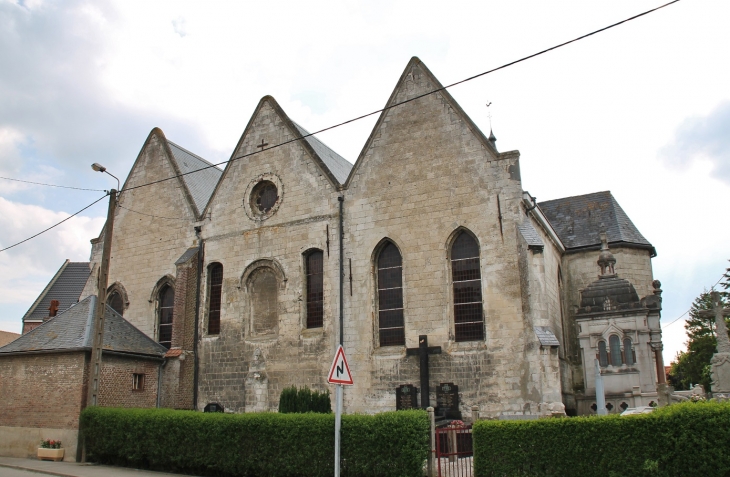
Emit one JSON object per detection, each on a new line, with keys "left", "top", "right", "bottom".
{"left": 623, "top": 338, "right": 634, "bottom": 366}
{"left": 451, "top": 232, "right": 484, "bottom": 342}
{"left": 133, "top": 373, "right": 145, "bottom": 391}
{"left": 208, "top": 264, "right": 223, "bottom": 335}
{"left": 377, "top": 242, "right": 404, "bottom": 346}
{"left": 306, "top": 251, "right": 324, "bottom": 328}
{"left": 609, "top": 335, "right": 622, "bottom": 367}
{"left": 158, "top": 285, "right": 174, "bottom": 349}
{"left": 598, "top": 341, "right": 608, "bottom": 367}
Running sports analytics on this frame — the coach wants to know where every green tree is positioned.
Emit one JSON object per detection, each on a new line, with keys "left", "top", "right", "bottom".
{"left": 669, "top": 263, "right": 730, "bottom": 391}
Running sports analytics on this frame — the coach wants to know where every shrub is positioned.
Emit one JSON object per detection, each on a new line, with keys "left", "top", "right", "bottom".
{"left": 473, "top": 401, "right": 730, "bottom": 477}
{"left": 80, "top": 407, "right": 427, "bottom": 477}
{"left": 279, "top": 386, "right": 332, "bottom": 414}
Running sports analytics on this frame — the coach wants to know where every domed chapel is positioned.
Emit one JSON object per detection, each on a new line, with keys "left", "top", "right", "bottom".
{"left": 33, "top": 58, "right": 668, "bottom": 418}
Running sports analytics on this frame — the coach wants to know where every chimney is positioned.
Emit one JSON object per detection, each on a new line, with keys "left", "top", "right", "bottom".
{"left": 47, "top": 299, "right": 60, "bottom": 320}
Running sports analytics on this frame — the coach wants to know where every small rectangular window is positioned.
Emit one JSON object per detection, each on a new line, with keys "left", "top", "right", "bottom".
{"left": 133, "top": 373, "right": 145, "bottom": 391}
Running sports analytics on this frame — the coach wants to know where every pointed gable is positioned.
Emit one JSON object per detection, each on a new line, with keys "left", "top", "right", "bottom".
{"left": 166, "top": 141, "right": 223, "bottom": 217}
{"left": 345, "top": 57, "right": 501, "bottom": 188}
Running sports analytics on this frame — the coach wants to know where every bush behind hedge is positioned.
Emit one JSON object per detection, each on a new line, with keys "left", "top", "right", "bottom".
{"left": 473, "top": 401, "right": 730, "bottom": 477}
{"left": 279, "top": 386, "right": 332, "bottom": 414}
{"left": 80, "top": 407, "right": 427, "bottom": 477}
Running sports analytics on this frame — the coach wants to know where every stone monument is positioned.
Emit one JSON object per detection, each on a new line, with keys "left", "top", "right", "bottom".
{"left": 709, "top": 291, "right": 730, "bottom": 397}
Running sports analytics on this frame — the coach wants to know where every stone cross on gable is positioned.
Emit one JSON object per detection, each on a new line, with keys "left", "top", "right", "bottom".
{"left": 405, "top": 335, "right": 441, "bottom": 409}
{"left": 696, "top": 291, "right": 730, "bottom": 354}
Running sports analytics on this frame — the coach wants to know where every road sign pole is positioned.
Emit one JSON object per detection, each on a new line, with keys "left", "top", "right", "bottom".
{"left": 334, "top": 383, "right": 343, "bottom": 477}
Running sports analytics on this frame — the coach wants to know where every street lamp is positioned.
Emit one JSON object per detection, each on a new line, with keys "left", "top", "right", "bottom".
{"left": 91, "top": 163, "right": 120, "bottom": 191}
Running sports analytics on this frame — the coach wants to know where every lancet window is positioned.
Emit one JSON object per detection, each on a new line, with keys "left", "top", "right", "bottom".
{"left": 451, "top": 231, "right": 484, "bottom": 342}
{"left": 377, "top": 242, "right": 405, "bottom": 346}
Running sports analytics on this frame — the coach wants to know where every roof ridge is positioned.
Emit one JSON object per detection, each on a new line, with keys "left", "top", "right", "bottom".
{"left": 539, "top": 190, "right": 612, "bottom": 205}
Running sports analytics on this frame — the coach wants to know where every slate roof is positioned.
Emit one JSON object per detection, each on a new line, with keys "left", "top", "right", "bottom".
{"left": 291, "top": 122, "right": 353, "bottom": 185}
{"left": 578, "top": 276, "right": 642, "bottom": 315}
{"left": 538, "top": 191, "right": 654, "bottom": 254}
{"left": 22, "top": 260, "right": 91, "bottom": 323}
{"left": 1, "top": 296, "right": 166, "bottom": 357}
{"left": 167, "top": 141, "right": 223, "bottom": 215}
{"left": 518, "top": 218, "right": 544, "bottom": 250}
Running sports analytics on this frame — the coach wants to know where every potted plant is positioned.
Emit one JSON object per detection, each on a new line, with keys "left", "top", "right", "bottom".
{"left": 38, "top": 439, "right": 64, "bottom": 461}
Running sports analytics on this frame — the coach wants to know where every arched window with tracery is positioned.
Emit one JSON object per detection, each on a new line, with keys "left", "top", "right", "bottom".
{"left": 624, "top": 337, "right": 634, "bottom": 366}
{"left": 158, "top": 285, "right": 174, "bottom": 349}
{"left": 208, "top": 263, "right": 223, "bottom": 335}
{"left": 108, "top": 291, "right": 124, "bottom": 316}
{"left": 451, "top": 231, "right": 484, "bottom": 342}
{"left": 609, "top": 335, "right": 622, "bottom": 367}
{"left": 377, "top": 242, "right": 404, "bottom": 346}
{"left": 306, "top": 250, "right": 324, "bottom": 329}
{"left": 598, "top": 341, "right": 608, "bottom": 367}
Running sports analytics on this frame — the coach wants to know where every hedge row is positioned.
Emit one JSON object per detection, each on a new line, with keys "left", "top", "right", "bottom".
{"left": 473, "top": 401, "right": 730, "bottom": 477}
{"left": 279, "top": 386, "right": 332, "bottom": 414}
{"left": 80, "top": 407, "right": 428, "bottom": 477}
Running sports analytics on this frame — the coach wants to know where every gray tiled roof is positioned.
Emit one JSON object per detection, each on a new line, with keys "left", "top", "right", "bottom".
{"left": 518, "top": 218, "right": 544, "bottom": 250}
{"left": 2, "top": 296, "right": 166, "bottom": 357}
{"left": 538, "top": 191, "right": 653, "bottom": 252}
{"left": 291, "top": 122, "right": 353, "bottom": 185}
{"left": 534, "top": 327, "right": 560, "bottom": 347}
{"left": 23, "top": 261, "right": 90, "bottom": 322}
{"left": 167, "top": 141, "right": 223, "bottom": 216}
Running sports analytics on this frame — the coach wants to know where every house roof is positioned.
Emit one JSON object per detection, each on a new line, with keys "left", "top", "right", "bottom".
{"left": 538, "top": 191, "right": 654, "bottom": 255}
{"left": 166, "top": 140, "right": 223, "bottom": 216}
{"left": 1, "top": 295, "right": 166, "bottom": 358}
{"left": 291, "top": 122, "right": 353, "bottom": 185}
{"left": 22, "top": 260, "right": 91, "bottom": 323}
{"left": 0, "top": 331, "right": 20, "bottom": 347}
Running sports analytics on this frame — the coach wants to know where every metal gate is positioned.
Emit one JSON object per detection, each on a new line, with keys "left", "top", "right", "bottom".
{"left": 435, "top": 425, "right": 473, "bottom": 477}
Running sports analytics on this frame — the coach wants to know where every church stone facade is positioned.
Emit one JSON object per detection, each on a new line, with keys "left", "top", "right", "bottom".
{"left": 79, "top": 57, "right": 666, "bottom": 418}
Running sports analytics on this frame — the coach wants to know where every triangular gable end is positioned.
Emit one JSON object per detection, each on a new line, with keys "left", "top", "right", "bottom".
{"left": 202, "top": 96, "right": 350, "bottom": 218}
{"left": 344, "top": 57, "right": 502, "bottom": 188}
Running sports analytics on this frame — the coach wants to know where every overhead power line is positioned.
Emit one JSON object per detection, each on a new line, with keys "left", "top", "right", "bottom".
{"left": 0, "top": 176, "right": 106, "bottom": 192}
{"left": 0, "top": 193, "right": 109, "bottom": 253}
{"left": 662, "top": 272, "right": 727, "bottom": 328}
{"left": 123, "top": 0, "right": 680, "bottom": 194}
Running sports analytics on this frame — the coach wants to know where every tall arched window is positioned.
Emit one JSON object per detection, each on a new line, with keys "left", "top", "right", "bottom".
{"left": 108, "top": 291, "right": 124, "bottom": 316}
{"left": 451, "top": 231, "right": 484, "bottom": 342}
{"left": 208, "top": 263, "right": 223, "bottom": 335}
{"left": 624, "top": 337, "right": 634, "bottom": 366}
{"left": 251, "top": 268, "right": 278, "bottom": 335}
{"left": 609, "top": 335, "right": 622, "bottom": 367}
{"left": 377, "top": 242, "right": 404, "bottom": 346}
{"left": 598, "top": 341, "right": 608, "bottom": 367}
{"left": 158, "top": 285, "right": 174, "bottom": 349}
{"left": 306, "top": 251, "right": 324, "bottom": 329}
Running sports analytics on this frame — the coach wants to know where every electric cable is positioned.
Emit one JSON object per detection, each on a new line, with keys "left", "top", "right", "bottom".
{"left": 118, "top": 204, "right": 188, "bottom": 221}
{"left": 0, "top": 176, "right": 106, "bottom": 192}
{"left": 122, "top": 0, "right": 680, "bottom": 194}
{"left": 662, "top": 272, "right": 727, "bottom": 328}
{"left": 0, "top": 193, "right": 109, "bottom": 252}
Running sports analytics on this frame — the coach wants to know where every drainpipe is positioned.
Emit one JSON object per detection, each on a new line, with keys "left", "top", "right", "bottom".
{"left": 338, "top": 196, "right": 344, "bottom": 346}
{"left": 193, "top": 226, "right": 204, "bottom": 410}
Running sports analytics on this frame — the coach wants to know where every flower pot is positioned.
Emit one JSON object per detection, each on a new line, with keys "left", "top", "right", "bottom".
{"left": 37, "top": 448, "right": 64, "bottom": 461}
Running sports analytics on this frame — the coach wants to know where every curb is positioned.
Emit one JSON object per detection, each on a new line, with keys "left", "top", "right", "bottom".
{"left": 0, "top": 462, "right": 82, "bottom": 477}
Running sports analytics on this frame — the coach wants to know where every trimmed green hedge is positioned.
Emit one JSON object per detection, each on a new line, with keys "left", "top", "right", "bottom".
{"left": 80, "top": 407, "right": 427, "bottom": 477}
{"left": 473, "top": 401, "right": 730, "bottom": 477}
{"left": 279, "top": 386, "right": 332, "bottom": 414}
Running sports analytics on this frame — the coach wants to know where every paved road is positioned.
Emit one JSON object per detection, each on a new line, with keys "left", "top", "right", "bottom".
{"left": 0, "top": 457, "right": 197, "bottom": 477}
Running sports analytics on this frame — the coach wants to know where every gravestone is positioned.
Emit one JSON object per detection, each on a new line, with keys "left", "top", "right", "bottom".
{"left": 204, "top": 402, "right": 224, "bottom": 413}
{"left": 436, "top": 382, "right": 461, "bottom": 419}
{"left": 396, "top": 384, "right": 418, "bottom": 410}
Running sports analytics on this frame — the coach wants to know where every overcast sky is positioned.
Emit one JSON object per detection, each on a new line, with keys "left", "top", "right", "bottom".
{"left": 1, "top": 0, "right": 728, "bottom": 364}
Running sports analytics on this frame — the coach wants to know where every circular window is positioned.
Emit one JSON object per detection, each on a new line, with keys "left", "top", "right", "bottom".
{"left": 251, "top": 181, "right": 278, "bottom": 214}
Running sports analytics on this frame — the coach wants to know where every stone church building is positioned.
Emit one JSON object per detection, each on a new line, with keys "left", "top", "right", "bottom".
{"left": 73, "top": 57, "right": 666, "bottom": 418}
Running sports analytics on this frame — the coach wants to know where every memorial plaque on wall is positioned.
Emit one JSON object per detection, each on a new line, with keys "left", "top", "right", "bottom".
{"left": 396, "top": 384, "right": 418, "bottom": 410}
{"left": 204, "top": 402, "right": 224, "bottom": 413}
{"left": 436, "top": 382, "right": 461, "bottom": 419}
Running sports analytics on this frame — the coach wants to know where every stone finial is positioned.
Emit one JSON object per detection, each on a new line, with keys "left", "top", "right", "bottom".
{"left": 597, "top": 232, "right": 616, "bottom": 277}
{"left": 652, "top": 280, "right": 663, "bottom": 296}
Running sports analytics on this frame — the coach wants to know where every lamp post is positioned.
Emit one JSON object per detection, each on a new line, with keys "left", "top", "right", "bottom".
{"left": 84, "top": 163, "right": 118, "bottom": 409}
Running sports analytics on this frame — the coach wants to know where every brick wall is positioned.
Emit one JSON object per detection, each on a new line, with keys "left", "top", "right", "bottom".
{"left": 0, "top": 352, "right": 86, "bottom": 429}
{"left": 97, "top": 354, "right": 160, "bottom": 408}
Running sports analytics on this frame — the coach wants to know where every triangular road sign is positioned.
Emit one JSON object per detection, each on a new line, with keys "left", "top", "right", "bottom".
{"left": 328, "top": 345, "right": 354, "bottom": 385}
